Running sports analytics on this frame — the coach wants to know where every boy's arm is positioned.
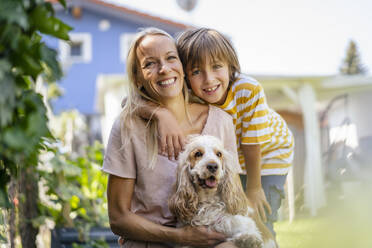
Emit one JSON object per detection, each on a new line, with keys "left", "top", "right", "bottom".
{"left": 122, "top": 98, "right": 185, "bottom": 160}
{"left": 241, "top": 144, "right": 271, "bottom": 222}
{"left": 155, "top": 108, "right": 185, "bottom": 160}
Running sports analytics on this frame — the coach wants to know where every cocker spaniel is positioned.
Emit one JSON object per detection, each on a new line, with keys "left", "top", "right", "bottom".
{"left": 169, "top": 135, "right": 277, "bottom": 248}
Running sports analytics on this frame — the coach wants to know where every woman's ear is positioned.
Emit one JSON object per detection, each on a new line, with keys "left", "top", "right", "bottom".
{"left": 219, "top": 149, "right": 249, "bottom": 215}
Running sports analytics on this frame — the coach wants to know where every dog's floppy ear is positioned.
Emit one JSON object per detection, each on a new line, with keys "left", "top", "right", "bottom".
{"left": 219, "top": 149, "right": 249, "bottom": 215}
{"left": 168, "top": 155, "right": 198, "bottom": 224}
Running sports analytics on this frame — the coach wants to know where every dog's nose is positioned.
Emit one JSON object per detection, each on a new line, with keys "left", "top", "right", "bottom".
{"left": 207, "top": 163, "right": 218, "bottom": 173}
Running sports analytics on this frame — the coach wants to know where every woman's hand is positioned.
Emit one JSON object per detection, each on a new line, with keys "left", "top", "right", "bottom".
{"left": 246, "top": 187, "right": 271, "bottom": 223}
{"left": 118, "top": 226, "right": 226, "bottom": 247}
{"left": 155, "top": 108, "right": 185, "bottom": 160}
{"left": 178, "top": 226, "right": 226, "bottom": 247}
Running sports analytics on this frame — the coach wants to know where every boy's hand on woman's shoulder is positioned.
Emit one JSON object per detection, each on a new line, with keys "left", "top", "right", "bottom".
{"left": 155, "top": 108, "right": 185, "bottom": 161}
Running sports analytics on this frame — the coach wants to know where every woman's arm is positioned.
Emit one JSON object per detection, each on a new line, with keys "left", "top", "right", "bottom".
{"left": 241, "top": 144, "right": 271, "bottom": 222}
{"left": 107, "top": 174, "right": 226, "bottom": 246}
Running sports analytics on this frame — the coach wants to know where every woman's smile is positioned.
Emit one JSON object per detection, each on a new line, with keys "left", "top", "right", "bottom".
{"left": 136, "top": 35, "right": 184, "bottom": 102}
{"left": 158, "top": 77, "right": 176, "bottom": 87}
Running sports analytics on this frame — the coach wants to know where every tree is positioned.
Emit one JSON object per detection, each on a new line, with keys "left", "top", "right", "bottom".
{"left": 340, "top": 40, "right": 367, "bottom": 75}
{"left": 0, "top": 0, "right": 71, "bottom": 246}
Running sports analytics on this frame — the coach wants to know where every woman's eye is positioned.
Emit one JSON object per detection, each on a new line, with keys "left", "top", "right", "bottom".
{"left": 167, "top": 56, "right": 177, "bottom": 60}
{"left": 195, "top": 151, "right": 203, "bottom": 157}
{"left": 213, "top": 64, "right": 222, "bottom": 69}
{"left": 144, "top": 61, "right": 154, "bottom": 68}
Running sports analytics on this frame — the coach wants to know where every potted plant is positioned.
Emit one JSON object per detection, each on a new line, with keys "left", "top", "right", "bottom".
{"left": 38, "top": 140, "right": 118, "bottom": 247}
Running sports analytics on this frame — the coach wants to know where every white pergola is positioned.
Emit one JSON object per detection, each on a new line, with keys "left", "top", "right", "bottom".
{"left": 255, "top": 74, "right": 372, "bottom": 219}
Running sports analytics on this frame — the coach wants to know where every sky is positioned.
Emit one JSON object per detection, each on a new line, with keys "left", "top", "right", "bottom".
{"left": 106, "top": 0, "right": 372, "bottom": 76}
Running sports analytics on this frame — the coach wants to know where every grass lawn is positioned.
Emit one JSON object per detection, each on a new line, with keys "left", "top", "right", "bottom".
{"left": 275, "top": 197, "right": 372, "bottom": 248}
{"left": 276, "top": 218, "right": 324, "bottom": 248}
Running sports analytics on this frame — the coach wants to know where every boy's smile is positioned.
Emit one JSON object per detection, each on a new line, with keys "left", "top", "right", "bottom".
{"left": 187, "top": 57, "right": 229, "bottom": 105}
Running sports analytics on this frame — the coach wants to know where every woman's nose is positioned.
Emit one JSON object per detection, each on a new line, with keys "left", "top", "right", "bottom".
{"left": 159, "top": 62, "right": 171, "bottom": 74}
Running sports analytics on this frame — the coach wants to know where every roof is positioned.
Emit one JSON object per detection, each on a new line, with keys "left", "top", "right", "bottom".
{"left": 48, "top": 0, "right": 192, "bottom": 31}
{"left": 253, "top": 74, "right": 372, "bottom": 112}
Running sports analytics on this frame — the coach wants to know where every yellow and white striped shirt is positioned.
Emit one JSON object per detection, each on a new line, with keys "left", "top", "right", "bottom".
{"left": 217, "top": 75, "right": 294, "bottom": 175}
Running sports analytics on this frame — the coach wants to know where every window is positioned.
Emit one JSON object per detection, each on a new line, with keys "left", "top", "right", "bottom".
{"left": 70, "top": 41, "right": 83, "bottom": 56}
{"left": 120, "top": 33, "right": 136, "bottom": 63}
{"left": 329, "top": 123, "right": 358, "bottom": 149}
{"left": 59, "top": 33, "right": 92, "bottom": 64}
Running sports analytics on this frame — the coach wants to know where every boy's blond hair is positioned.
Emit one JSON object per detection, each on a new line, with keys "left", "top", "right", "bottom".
{"left": 176, "top": 28, "right": 241, "bottom": 85}
{"left": 122, "top": 27, "right": 189, "bottom": 169}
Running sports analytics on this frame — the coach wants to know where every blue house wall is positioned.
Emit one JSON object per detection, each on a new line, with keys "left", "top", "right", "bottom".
{"left": 45, "top": 7, "right": 181, "bottom": 115}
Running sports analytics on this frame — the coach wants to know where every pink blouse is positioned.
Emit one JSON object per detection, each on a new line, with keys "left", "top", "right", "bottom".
{"left": 102, "top": 105, "right": 240, "bottom": 247}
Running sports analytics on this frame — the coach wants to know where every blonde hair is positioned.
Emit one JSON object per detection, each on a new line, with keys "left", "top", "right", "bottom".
{"left": 121, "top": 27, "right": 189, "bottom": 169}
{"left": 176, "top": 28, "right": 241, "bottom": 86}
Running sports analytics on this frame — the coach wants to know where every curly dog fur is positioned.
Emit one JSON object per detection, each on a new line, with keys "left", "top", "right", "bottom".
{"left": 169, "top": 135, "right": 277, "bottom": 248}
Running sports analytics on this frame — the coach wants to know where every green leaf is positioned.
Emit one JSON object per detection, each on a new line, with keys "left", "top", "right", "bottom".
{"left": 3, "top": 126, "right": 29, "bottom": 150}
{"left": 0, "top": 234, "right": 7, "bottom": 243}
{"left": 44, "top": 2, "right": 55, "bottom": 16}
{"left": 29, "top": 5, "right": 72, "bottom": 40}
{"left": 11, "top": 35, "right": 43, "bottom": 79}
{"left": 0, "top": 65, "right": 16, "bottom": 126}
{"left": 0, "top": 188, "right": 11, "bottom": 208}
{"left": 19, "top": 53, "right": 43, "bottom": 79}
{"left": 19, "top": 75, "right": 33, "bottom": 89}
{"left": 57, "top": 184, "right": 81, "bottom": 201}
{"left": 31, "top": 215, "right": 47, "bottom": 228}
{"left": 58, "top": 0, "right": 67, "bottom": 8}
{"left": 27, "top": 112, "right": 48, "bottom": 137}
{"left": 50, "top": 156, "right": 82, "bottom": 176}
{"left": 39, "top": 43, "right": 63, "bottom": 81}
{"left": 0, "top": 0, "right": 29, "bottom": 30}
{"left": 70, "top": 195, "right": 80, "bottom": 209}
{"left": 0, "top": 24, "right": 22, "bottom": 50}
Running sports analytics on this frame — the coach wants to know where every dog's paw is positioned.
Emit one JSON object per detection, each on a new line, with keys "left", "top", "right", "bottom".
{"left": 234, "top": 234, "right": 263, "bottom": 248}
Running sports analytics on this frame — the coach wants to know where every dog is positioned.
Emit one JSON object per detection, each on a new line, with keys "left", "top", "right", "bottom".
{"left": 169, "top": 135, "right": 277, "bottom": 248}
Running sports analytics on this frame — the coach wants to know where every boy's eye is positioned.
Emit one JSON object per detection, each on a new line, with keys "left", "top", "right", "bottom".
{"left": 191, "top": 69, "right": 200, "bottom": 76}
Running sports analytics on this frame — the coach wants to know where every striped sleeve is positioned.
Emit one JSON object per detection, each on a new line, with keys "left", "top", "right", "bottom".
{"left": 240, "top": 84, "right": 271, "bottom": 144}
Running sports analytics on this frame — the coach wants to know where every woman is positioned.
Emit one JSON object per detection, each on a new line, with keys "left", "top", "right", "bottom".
{"left": 102, "top": 27, "right": 240, "bottom": 247}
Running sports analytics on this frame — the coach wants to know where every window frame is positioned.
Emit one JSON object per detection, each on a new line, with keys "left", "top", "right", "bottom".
{"left": 59, "top": 33, "right": 92, "bottom": 64}
{"left": 119, "top": 33, "right": 136, "bottom": 63}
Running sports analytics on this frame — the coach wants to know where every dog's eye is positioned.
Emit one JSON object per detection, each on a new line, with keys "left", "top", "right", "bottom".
{"left": 195, "top": 151, "right": 203, "bottom": 158}
{"left": 216, "top": 151, "right": 222, "bottom": 157}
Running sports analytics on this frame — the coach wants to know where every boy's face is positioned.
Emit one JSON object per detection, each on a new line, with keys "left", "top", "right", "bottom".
{"left": 186, "top": 57, "right": 229, "bottom": 105}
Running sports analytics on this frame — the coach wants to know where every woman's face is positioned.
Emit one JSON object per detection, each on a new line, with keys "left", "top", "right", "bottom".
{"left": 136, "top": 35, "right": 184, "bottom": 103}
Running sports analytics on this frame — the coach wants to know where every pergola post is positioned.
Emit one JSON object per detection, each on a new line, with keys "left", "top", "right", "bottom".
{"left": 298, "top": 83, "right": 326, "bottom": 216}
{"left": 280, "top": 86, "right": 298, "bottom": 222}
